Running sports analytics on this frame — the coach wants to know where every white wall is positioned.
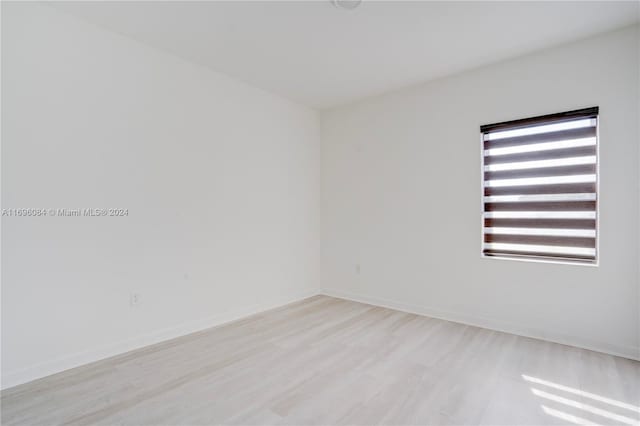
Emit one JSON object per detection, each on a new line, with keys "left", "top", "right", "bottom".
{"left": 1, "top": 3, "right": 320, "bottom": 388}
{"left": 2, "top": 3, "right": 638, "bottom": 392}
{"left": 322, "top": 26, "right": 640, "bottom": 360}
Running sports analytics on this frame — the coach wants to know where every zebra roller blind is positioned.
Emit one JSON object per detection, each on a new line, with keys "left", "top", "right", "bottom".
{"left": 481, "top": 107, "right": 598, "bottom": 264}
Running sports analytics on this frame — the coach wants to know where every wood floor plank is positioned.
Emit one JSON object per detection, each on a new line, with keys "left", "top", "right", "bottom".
{"left": 2, "top": 295, "right": 638, "bottom": 425}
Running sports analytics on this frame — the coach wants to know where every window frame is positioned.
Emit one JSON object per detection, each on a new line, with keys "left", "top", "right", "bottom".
{"left": 479, "top": 107, "right": 600, "bottom": 266}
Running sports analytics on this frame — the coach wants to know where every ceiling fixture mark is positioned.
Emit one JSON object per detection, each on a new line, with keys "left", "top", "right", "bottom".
{"left": 332, "top": 0, "right": 363, "bottom": 11}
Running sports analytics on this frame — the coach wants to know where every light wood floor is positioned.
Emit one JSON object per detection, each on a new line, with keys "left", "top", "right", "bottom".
{"left": 2, "top": 295, "right": 639, "bottom": 426}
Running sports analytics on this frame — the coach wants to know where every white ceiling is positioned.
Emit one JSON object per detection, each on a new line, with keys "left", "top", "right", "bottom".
{"left": 51, "top": 1, "right": 639, "bottom": 109}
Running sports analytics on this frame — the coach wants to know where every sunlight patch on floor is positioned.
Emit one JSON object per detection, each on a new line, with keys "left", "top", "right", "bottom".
{"left": 541, "top": 405, "right": 602, "bottom": 426}
{"left": 522, "top": 374, "right": 640, "bottom": 426}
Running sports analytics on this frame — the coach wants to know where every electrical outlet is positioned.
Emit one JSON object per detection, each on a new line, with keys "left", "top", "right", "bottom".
{"left": 130, "top": 293, "right": 141, "bottom": 307}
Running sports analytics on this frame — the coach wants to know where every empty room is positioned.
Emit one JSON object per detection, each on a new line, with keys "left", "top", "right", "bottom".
{"left": 1, "top": 1, "right": 639, "bottom": 425}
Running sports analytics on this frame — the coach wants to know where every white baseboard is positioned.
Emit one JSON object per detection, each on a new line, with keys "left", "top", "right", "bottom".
{"left": 4, "top": 287, "right": 636, "bottom": 390}
{"left": 1, "top": 290, "right": 320, "bottom": 390}
{"left": 321, "top": 288, "right": 640, "bottom": 362}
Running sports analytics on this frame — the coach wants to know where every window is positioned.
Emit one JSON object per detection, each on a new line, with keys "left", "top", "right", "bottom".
{"left": 481, "top": 107, "right": 598, "bottom": 264}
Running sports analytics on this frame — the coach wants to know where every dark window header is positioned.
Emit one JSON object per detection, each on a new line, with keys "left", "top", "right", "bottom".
{"left": 481, "top": 107, "right": 599, "bottom": 134}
